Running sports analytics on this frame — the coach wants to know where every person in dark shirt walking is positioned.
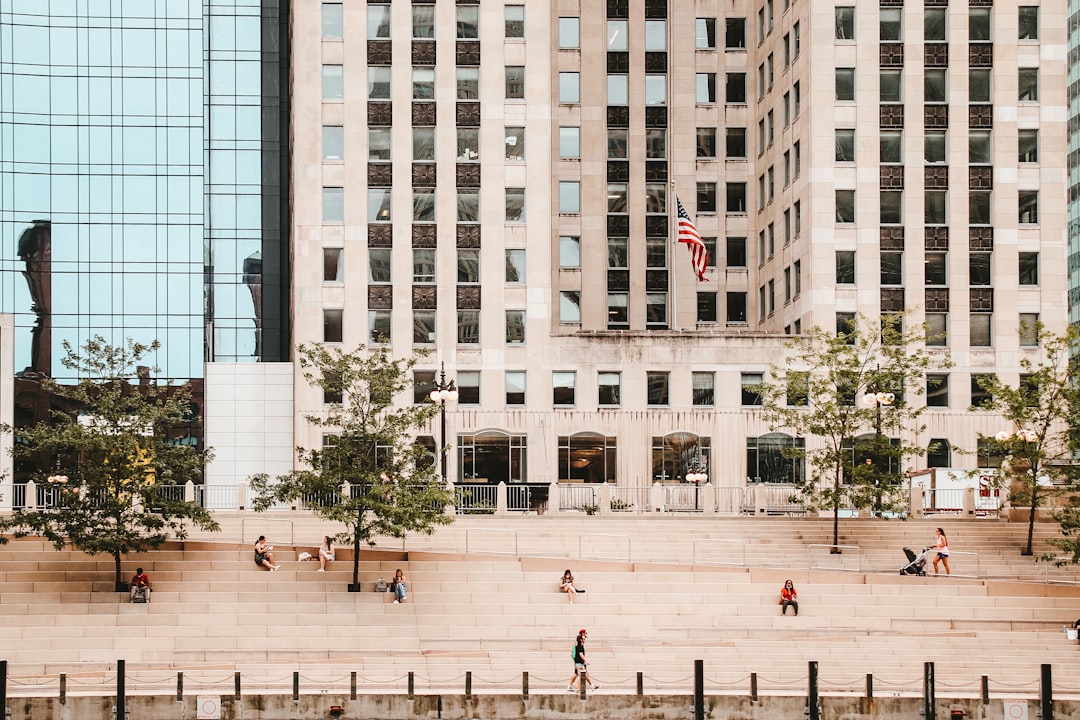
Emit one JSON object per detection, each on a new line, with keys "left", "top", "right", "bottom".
{"left": 566, "top": 628, "right": 599, "bottom": 691}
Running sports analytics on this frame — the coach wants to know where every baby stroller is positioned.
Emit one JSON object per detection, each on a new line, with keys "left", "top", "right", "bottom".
{"left": 899, "top": 546, "right": 932, "bottom": 576}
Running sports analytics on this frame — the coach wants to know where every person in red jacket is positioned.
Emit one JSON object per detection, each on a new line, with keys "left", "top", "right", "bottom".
{"left": 779, "top": 579, "right": 798, "bottom": 616}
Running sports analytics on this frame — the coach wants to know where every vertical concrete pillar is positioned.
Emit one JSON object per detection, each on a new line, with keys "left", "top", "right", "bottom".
{"left": 496, "top": 482, "right": 507, "bottom": 514}
{"left": 548, "top": 482, "right": 561, "bottom": 515}
{"left": 599, "top": 483, "right": 613, "bottom": 515}
{"left": 650, "top": 482, "right": 665, "bottom": 512}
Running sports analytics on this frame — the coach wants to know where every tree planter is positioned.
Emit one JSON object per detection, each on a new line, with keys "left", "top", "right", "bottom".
{"left": 347, "top": 583, "right": 363, "bottom": 593}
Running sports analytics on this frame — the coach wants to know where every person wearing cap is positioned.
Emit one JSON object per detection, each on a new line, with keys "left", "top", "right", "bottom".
{"left": 567, "top": 628, "right": 599, "bottom": 691}
{"left": 129, "top": 567, "right": 152, "bottom": 602}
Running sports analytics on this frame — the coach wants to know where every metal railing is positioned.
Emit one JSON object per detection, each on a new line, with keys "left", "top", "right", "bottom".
{"left": 559, "top": 484, "right": 599, "bottom": 512}
{"left": 692, "top": 538, "right": 747, "bottom": 567}
{"left": 203, "top": 485, "right": 238, "bottom": 510}
{"left": 610, "top": 485, "right": 649, "bottom": 512}
{"left": 661, "top": 484, "right": 704, "bottom": 512}
{"left": 454, "top": 484, "right": 498, "bottom": 514}
{"left": 716, "top": 487, "right": 750, "bottom": 514}
{"left": 923, "top": 488, "right": 965, "bottom": 515}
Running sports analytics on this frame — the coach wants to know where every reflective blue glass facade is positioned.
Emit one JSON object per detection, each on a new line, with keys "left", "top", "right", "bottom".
{"left": 0, "top": 0, "right": 289, "bottom": 382}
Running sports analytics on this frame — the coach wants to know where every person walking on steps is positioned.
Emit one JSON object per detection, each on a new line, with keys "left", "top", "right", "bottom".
{"left": 932, "top": 527, "right": 951, "bottom": 575}
{"left": 567, "top": 628, "right": 599, "bottom": 691}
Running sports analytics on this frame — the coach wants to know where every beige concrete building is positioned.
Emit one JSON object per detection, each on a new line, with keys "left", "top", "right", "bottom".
{"left": 285, "top": 0, "right": 1068, "bottom": 505}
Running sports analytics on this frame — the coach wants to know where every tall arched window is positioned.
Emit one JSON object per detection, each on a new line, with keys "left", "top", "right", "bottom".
{"left": 458, "top": 430, "right": 527, "bottom": 483}
{"left": 746, "top": 433, "right": 804, "bottom": 484}
{"left": 651, "top": 432, "right": 711, "bottom": 483}
{"left": 927, "top": 439, "right": 951, "bottom": 468}
{"left": 557, "top": 432, "right": 617, "bottom": 483}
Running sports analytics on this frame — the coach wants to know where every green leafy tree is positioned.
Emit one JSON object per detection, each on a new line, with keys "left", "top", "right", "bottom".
{"left": 974, "top": 325, "right": 1080, "bottom": 556}
{"left": 249, "top": 343, "right": 453, "bottom": 590}
{"left": 0, "top": 336, "right": 219, "bottom": 589}
{"left": 757, "top": 312, "right": 946, "bottom": 550}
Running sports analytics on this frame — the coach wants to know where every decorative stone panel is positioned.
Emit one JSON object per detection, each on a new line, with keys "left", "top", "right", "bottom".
{"left": 970, "top": 289, "right": 994, "bottom": 312}
{"left": 608, "top": 270, "right": 630, "bottom": 291}
{"left": 368, "top": 163, "right": 392, "bottom": 187}
{"left": 607, "top": 161, "right": 629, "bottom": 183}
{"left": 412, "top": 102, "right": 436, "bottom": 126}
{"left": 969, "top": 43, "right": 992, "bottom": 67}
{"left": 412, "top": 163, "right": 436, "bottom": 187}
{"left": 880, "top": 166, "right": 904, "bottom": 189}
{"left": 969, "top": 104, "right": 993, "bottom": 128}
{"left": 367, "top": 41, "right": 391, "bottom": 66}
{"left": 412, "top": 225, "right": 436, "bottom": 248}
{"left": 880, "top": 0, "right": 903, "bottom": 5}
{"left": 368, "top": 286, "right": 392, "bottom": 309}
{"left": 880, "top": 226, "right": 905, "bottom": 251}
{"left": 969, "top": 166, "right": 992, "bottom": 190}
{"left": 645, "top": 106, "right": 668, "bottom": 128}
{"left": 880, "top": 104, "right": 904, "bottom": 128}
{"left": 411, "top": 40, "right": 436, "bottom": 66}
{"left": 607, "top": 0, "right": 628, "bottom": 18}
{"left": 456, "top": 224, "right": 480, "bottom": 248}
{"left": 607, "top": 52, "right": 629, "bottom": 74}
{"left": 412, "top": 286, "right": 436, "bottom": 310}
{"left": 879, "top": 43, "right": 904, "bottom": 67}
{"left": 456, "top": 164, "right": 480, "bottom": 188}
{"left": 455, "top": 41, "right": 479, "bottom": 66}
{"left": 607, "top": 215, "right": 630, "bottom": 237}
{"left": 646, "top": 216, "right": 668, "bottom": 237}
{"left": 607, "top": 106, "right": 630, "bottom": 128}
{"left": 368, "top": 224, "right": 392, "bottom": 248}
{"left": 644, "top": 160, "right": 667, "bottom": 182}
{"left": 457, "top": 286, "right": 481, "bottom": 310}
{"left": 969, "top": 226, "right": 994, "bottom": 251}
{"left": 456, "top": 102, "right": 479, "bottom": 127}
{"left": 925, "top": 43, "right": 948, "bottom": 67}
{"left": 925, "top": 289, "right": 950, "bottom": 312}
{"left": 881, "top": 288, "right": 905, "bottom": 312}
{"left": 644, "top": 52, "right": 667, "bottom": 73}
{"left": 368, "top": 102, "right": 392, "bottom": 126}
{"left": 924, "top": 104, "right": 948, "bottom": 128}
{"left": 925, "top": 226, "right": 949, "bottom": 249}
{"left": 925, "top": 0, "right": 948, "bottom": 6}
{"left": 645, "top": 270, "right": 668, "bottom": 291}
{"left": 924, "top": 166, "right": 948, "bottom": 190}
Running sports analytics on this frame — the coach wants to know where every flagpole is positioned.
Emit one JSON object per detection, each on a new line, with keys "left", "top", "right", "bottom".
{"left": 670, "top": 179, "right": 678, "bottom": 331}
{"left": 667, "top": 11, "right": 677, "bottom": 332}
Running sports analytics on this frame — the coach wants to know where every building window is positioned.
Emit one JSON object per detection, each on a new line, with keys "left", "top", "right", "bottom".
{"left": 506, "top": 249, "right": 526, "bottom": 283}
{"left": 727, "top": 292, "right": 748, "bottom": 322}
{"left": 324, "top": 309, "right": 344, "bottom": 343}
{"left": 368, "top": 5, "right": 390, "bottom": 38}
{"left": 369, "top": 248, "right": 391, "bottom": 283}
{"left": 925, "top": 8, "right": 946, "bottom": 40}
{"left": 747, "top": 434, "right": 805, "bottom": 484}
{"left": 598, "top": 372, "right": 621, "bottom": 406}
{"left": 323, "top": 187, "right": 344, "bottom": 223}
{"left": 835, "top": 6, "right": 855, "bottom": 40}
{"left": 726, "top": 127, "right": 746, "bottom": 158}
{"left": 835, "top": 129, "right": 855, "bottom": 162}
{"left": 369, "top": 128, "right": 391, "bottom": 160}
{"left": 556, "top": 181, "right": 580, "bottom": 214}
{"left": 323, "top": 248, "right": 343, "bottom": 283}
{"left": 697, "top": 292, "right": 718, "bottom": 323}
{"left": 835, "top": 68, "right": 855, "bottom": 101}
{"left": 457, "top": 249, "right": 479, "bottom": 283}
{"left": 453, "top": 371, "right": 479, "bottom": 405}
{"left": 927, "top": 440, "right": 951, "bottom": 467}
{"left": 553, "top": 372, "right": 576, "bottom": 406}
{"left": 505, "top": 371, "right": 526, "bottom": 405}
{"left": 969, "top": 130, "right": 991, "bottom": 165}
{"left": 323, "top": 64, "right": 344, "bottom": 99}
{"left": 506, "top": 310, "right": 525, "bottom": 344}
{"left": 559, "top": 72, "right": 580, "bottom": 103}
{"left": 880, "top": 70, "right": 902, "bottom": 103}
{"left": 500, "top": 128, "right": 524, "bottom": 162}
{"left": 1018, "top": 6, "right": 1039, "bottom": 39}
{"left": 836, "top": 312, "right": 856, "bottom": 342}
{"left": 836, "top": 251, "right": 855, "bottom": 284}
{"left": 413, "top": 310, "right": 435, "bottom": 345}
{"left": 970, "top": 314, "right": 992, "bottom": 347}
{"left": 411, "top": 68, "right": 434, "bottom": 99}
{"left": 608, "top": 129, "right": 628, "bottom": 158}
{"left": 970, "top": 253, "right": 991, "bottom": 286}
{"left": 726, "top": 183, "right": 747, "bottom": 213}
{"left": 647, "top": 372, "right": 670, "bottom": 406}
{"left": 1018, "top": 68, "right": 1039, "bottom": 101}
{"left": 925, "top": 69, "right": 946, "bottom": 103}
{"left": 835, "top": 190, "right": 855, "bottom": 223}
{"left": 925, "top": 253, "right": 946, "bottom": 285}
{"left": 560, "top": 127, "right": 581, "bottom": 158}
{"left": 608, "top": 74, "right": 629, "bottom": 105}
{"left": 1018, "top": 129, "right": 1039, "bottom": 163}
{"left": 971, "top": 374, "right": 994, "bottom": 408}
{"left": 741, "top": 372, "right": 763, "bottom": 406}
{"left": 558, "top": 16, "right": 580, "bottom": 48}
{"left": 925, "top": 313, "right": 947, "bottom": 346}
{"left": 697, "top": 17, "right": 717, "bottom": 49}
{"left": 646, "top": 293, "right": 667, "bottom": 328}
{"left": 727, "top": 237, "right": 747, "bottom": 267}
{"left": 693, "top": 372, "right": 715, "bottom": 406}
{"left": 456, "top": 68, "right": 479, "bottom": 100}
{"left": 558, "top": 236, "right": 581, "bottom": 269}
{"left": 505, "top": 188, "right": 525, "bottom": 222}
{"left": 607, "top": 19, "right": 628, "bottom": 50}
{"left": 969, "top": 8, "right": 991, "bottom": 40}
{"left": 608, "top": 238, "right": 628, "bottom": 269}
{"left": 457, "top": 310, "right": 479, "bottom": 344}
{"left": 970, "top": 68, "right": 991, "bottom": 103}
{"left": 413, "top": 189, "right": 435, "bottom": 222}
{"left": 322, "top": 126, "right": 343, "bottom": 161}
{"left": 505, "top": 4, "right": 524, "bottom": 37}
{"left": 1019, "top": 313, "right": 1039, "bottom": 346}
{"left": 880, "top": 8, "right": 902, "bottom": 40}
{"left": 368, "top": 310, "right": 390, "bottom": 343}
{"left": 607, "top": 293, "right": 628, "bottom": 329}
{"left": 411, "top": 371, "right": 434, "bottom": 405}
{"left": 505, "top": 66, "right": 525, "bottom": 99}
{"left": 367, "top": 189, "right": 391, "bottom": 223}
{"left": 559, "top": 291, "right": 581, "bottom": 324}
{"left": 969, "top": 191, "right": 991, "bottom": 225}
{"left": 607, "top": 183, "right": 628, "bottom": 213}
{"left": 724, "top": 72, "right": 745, "bottom": 103}
{"left": 645, "top": 19, "right": 667, "bottom": 50}
{"left": 457, "top": 191, "right": 479, "bottom": 222}
{"left": 411, "top": 5, "right": 434, "bottom": 37}
{"left": 455, "top": 6, "right": 478, "bottom": 37}
{"left": 881, "top": 191, "right": 902, "bottom": 225}
{"left": 697, "top": 127, "right": 717, "bottom": 158}
{"left": 926, "top": 374, "right": 949, "bottom": 407}
{"left": 413, "top": 249, "right": 435, "bottom": 283}
{"left": 925, "top": 131, "right": 946, "bottom": 164}
{"left": 1019, "top": 252, "right": 1039, "bottom": 285}
{"left": 1018, "top": 191, "right": 1039, "bottom": 223}
{"left": 726, "top": 17, "right": 746, "bottom": 49}
{"left": 925, "top": 191, "right": 946, "bottom": 225}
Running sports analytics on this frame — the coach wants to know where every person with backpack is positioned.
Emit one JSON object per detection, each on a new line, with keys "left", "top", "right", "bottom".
{"left": 566, "top": 628, "right": 599, "bottom": 691}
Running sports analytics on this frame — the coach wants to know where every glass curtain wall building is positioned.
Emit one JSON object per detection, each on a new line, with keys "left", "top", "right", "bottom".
{"left": 0, "top": 0, "right": 289, "bottom": 500}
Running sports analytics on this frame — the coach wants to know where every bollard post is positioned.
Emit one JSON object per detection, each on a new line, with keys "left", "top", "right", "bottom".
{"left": 522, "top": 671, "right": 528, "bottom": 700}
{"left": 408, "top": 671, "right": 414, "bottom": 700}
{"left": 234, "top": 671, "right": 241, "bottom": 701}
{"left": 465, "top": 671, "right": 471, "bottom": 700}
{"left": 694, "top": 660, "right": 704, "bottom": 720}
{"left": 0, "top": 660, "right": 5, "bottom": 720}
{"left": 636, "top": 671, "right": 643, "bottom": 696}
{"left": 292, "top": 671, "right": 299, "bottom": 701}
{"left": 923, "top": 662, "right": 935, "bottom": 720}
{"left": 351, "top": 671, "right": 357, "bottom": 701}
{"left": 750, "top": 672, "right": 758, "bottom": 701}
{"left": 807, "top": 661, "right": 819, "bottom": 720}
{"left": 176, "top": 672, "right": 183, "bottom": 702}
{"left": 580, "top": 679, "right": 587, "bottom": 699}
{"left": 116, "top": 659, "right": 126, "bottom": 720}
{"left": 1040, "top": 664, "right": 1052, "bottom": 720}
{"left": 59, "top": 673, "right": 66, "bottom": 705}
{"left": 866, "top": 673, "right": 872, "bottom": 699}
{"left": 980, "top": 675, "right": 988, "bottom": 705}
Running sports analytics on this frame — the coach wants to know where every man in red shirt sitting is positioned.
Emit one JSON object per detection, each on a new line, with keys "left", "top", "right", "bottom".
{"left": 130, "top": 567, "right": 152, "bottom": 603}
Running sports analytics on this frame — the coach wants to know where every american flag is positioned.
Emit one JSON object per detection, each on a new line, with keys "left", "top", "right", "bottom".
{"left": 676, "top": 196, "right": 708, "bottom": 281}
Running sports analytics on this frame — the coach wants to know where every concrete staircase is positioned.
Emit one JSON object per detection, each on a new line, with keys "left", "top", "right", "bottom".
{"left": 1, "top": 515, "right": 1078, "bottom": 695}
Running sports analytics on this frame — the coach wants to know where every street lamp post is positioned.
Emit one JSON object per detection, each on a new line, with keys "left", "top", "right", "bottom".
{"left": 46, "top": 469, "right": 69, "bottom": 509}
{"left": 686, "top": 460, "right": 708, "bottom": 511}
{"left": 429, "top": 362, "right": 458, "bottom": 484}
{"left": 861, "top": 387, "right": 894, "bottom": 516}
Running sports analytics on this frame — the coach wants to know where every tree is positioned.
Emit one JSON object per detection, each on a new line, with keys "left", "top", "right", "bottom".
{"left": 0, "top": 336, "right": 219, "bottom": 590}
{"left": 974, "top": 325, "right": 1080, "bottom": 556}
{"left": 756, "top": 312, "right": 946, "bottom": 550}
{"left": 249, "top": 343, "right": 453, "bottom": 590}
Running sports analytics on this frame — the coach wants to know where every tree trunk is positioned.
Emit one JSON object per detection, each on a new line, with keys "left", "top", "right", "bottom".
{"left": 113, "top": 551, "right": 125, "bottom": 592}
{"left": 831, "top": 462, "right": 841, "bottom": 553}
{"left": 1023, "top": 469, "right": 1037, "bottom": 556}
{"left": 350, "top": 506, "right": 363, "bottom": 590}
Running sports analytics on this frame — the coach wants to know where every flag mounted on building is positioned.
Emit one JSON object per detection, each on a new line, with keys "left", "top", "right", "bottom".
{"left": 676, "top": 196, "right": 708, "bottom": 281}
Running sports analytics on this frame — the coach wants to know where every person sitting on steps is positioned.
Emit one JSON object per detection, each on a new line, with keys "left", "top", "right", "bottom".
{"left": 254, "top": 536, "right": 280, "bottom": 572}
{"left": 779, "top": 579, "right": 798, "bottom": 616}
{"left": 129, "top": 567, "right": 152, "bottom": 603}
